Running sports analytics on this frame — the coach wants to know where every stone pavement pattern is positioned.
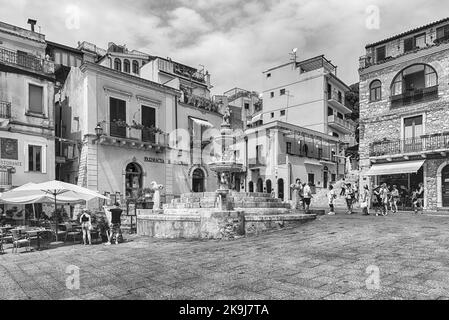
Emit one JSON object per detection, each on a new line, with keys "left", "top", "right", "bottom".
{"left": 1, "top": 212, "right": 449, "bottom": 300}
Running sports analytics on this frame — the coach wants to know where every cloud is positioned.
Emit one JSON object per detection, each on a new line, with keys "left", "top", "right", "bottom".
{"left": 1, "top": 0, "right": 449, "bottom": 94}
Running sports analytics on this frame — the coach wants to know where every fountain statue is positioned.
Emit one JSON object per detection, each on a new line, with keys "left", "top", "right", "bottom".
{"left": 150, "top": 181, "right": 164, "bottom": 210}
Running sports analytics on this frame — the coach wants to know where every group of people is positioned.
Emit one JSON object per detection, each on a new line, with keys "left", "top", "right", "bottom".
{"left": 78, "top": 202, "right": 123, "bottom": 246}
{"left": 325, "top": 182, "right": 425, "bottom": 216}
{"left": 371, "top": 183, "right": 424, "bottom": 216}
{"left": 290, "top": 179, "right": 314, "bottom": 213}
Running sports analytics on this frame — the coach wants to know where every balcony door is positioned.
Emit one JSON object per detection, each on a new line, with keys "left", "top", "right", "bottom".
{"left": 110, "top": 97, "right": 126, "bottom": 138}
{"left": 442, "top": 165, "right": 449, "bottom": 207}
{"left": 403, "top": 115, "right": 423, "bottom": 153}
{"left": 142, "top": 105, "right": 156, "bottom": 143}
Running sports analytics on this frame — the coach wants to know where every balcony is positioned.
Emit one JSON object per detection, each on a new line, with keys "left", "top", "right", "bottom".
{"left": 369, "top": 133, "right": 449, "bottom": 158}
{"left": 328, "top": 115, "right": 356, "bottom": 134}
{"left": 390, "top": 86, "right": 439, "bottom": 108}
{"left": 248, "top": 157, "right": 266, "bottom": 169}
{"left": 0, "top": 47, "right": 54, "bottom": 75}
{"left": 327, "top": 93, "right": 352, "bottom": 114}
{"left": 0, "top": 101, "right": 11, "bottom": 119}
{"left": 158, "top": 58, "right": 205, "bottom": 83}
{"left": 180, "top": 88, "right": 221, "bottom": 114}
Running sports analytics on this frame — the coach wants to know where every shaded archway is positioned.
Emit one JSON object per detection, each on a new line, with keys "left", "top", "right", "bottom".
{"left": 278, "top": 179, "right": 284, "bottom": 200}
{"left": 257, "top": 178, "right": 263, "bottom": 193}
{"left": 192, "top": 168, "right": 205, "bottom": 193}
{"left": 249, "top": 181, "right": 254, "bottom": 193}
{"left": 125, "top": 162, "right": 143, "bottom": 199}
{"left": 266, "top": 180, "right": 272, "bottom": 194}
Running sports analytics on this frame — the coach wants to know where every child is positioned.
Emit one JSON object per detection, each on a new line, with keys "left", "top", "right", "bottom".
{"left": 327, "top": 185, "right": 337, "bottom": 215}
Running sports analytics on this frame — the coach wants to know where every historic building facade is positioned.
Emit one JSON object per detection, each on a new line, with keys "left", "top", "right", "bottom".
{"left": 0, "top": 20, "right": 56, "bottom": 191}
{"left": 58, "top": 42, "right": 228, "bottom": 204}
{"left": 359, "top": 17, "right": 449, "bottom": 211}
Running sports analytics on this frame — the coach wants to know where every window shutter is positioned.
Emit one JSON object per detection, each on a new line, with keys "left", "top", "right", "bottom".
{"left": 24, "top": 144, "right": 29, "bottom": 172}
{"left": 404, "top": 38, "right": 414, "bottom": 52}
{"left": 29, "top": 84, "right": 43, "bottom": 113}
{"left": 41, "top": 145, "right": 47, "bottom": 174}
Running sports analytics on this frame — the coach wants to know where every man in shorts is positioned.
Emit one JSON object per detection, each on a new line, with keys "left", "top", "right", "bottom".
{"left": 105, "top": 202, "right": 123, "bottom": 245}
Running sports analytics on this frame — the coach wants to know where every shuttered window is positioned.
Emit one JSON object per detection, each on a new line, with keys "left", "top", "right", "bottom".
{"left": 28, "top": 84, "right": 44, "bottom": 114}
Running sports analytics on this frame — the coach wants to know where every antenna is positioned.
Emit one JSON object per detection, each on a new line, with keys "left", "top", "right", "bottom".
{"left": 290, "top": 48, "right": 298, "bottom": 63}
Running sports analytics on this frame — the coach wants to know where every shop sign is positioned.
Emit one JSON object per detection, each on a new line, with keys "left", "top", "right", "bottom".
{"left": 144, "top": 157, "right": 165, "bottom": 164}
{"left": 0, "top": 160, "right": 22, "bottom": 167}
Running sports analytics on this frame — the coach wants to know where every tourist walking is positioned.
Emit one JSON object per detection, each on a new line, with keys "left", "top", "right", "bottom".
{"left": 290, "top": 179, "right": 303, "bottom": 210}
{"left": 390, "top": 185, "right": 399, "bottom": 213}
{"left": 327, "top": 185, "right": 337, "bottom": 215}
{"left": 303, "top": 183, "right": 313, "bottom": 214}
{"left": 379, "top": 183, "right": 389, "bottom": 216}
{"left": 361, "top": 185, "right": 370, "bottom": 215}
{"left": 79, "top": 209, "right": 92, "bottom": 246}
{"left": 344, "top": 183, "right": 355, "bottom": 214}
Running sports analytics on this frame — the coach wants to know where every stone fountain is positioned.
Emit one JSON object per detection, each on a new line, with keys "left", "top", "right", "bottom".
{"left": 136, "top": 107, "right": 316, "bottom": 239}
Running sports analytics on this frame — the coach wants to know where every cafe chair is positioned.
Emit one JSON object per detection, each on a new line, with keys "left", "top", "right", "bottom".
{"left": 11, "top": 230, "right": 31, "bottom": 254}
{"left": 64, "top": 223, "right": 82, "bottom": 244}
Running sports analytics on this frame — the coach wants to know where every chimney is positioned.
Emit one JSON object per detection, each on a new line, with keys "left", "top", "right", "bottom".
{"left": 27, "top": 19, "right": 37, "bottom": 32}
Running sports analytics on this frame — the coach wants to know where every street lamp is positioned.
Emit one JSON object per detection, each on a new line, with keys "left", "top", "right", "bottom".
{"left": 92, "top": 123, "right": 104, "bottom": 144}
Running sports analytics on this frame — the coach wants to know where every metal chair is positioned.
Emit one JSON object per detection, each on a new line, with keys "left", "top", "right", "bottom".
{"left": 11, "top": 229, "right": 30, "bottom": 254}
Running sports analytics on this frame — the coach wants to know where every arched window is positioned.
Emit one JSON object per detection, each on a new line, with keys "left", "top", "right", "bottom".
{"left": 125, "top": 162, "right": 142, "bottom": 199}
{"left": 391, "top": 64, "right": 438, "bottom": 96}
{"left": 369, "top": 80, "right": 382, "bottom": 102}
{"left": 124, "top": 59, "right": 130, "bottom": 73}
{"left": 132, "top": 60, "right": 139, "bottom": 74}
{"left": 114, "top": 58, "right": 122, "bottom": 72}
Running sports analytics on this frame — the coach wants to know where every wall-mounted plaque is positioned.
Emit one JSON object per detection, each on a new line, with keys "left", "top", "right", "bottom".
{"left": 0, "top": 138, "right": 18, "bottom": 160}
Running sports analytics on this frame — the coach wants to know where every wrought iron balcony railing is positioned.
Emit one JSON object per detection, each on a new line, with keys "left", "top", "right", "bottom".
{"left": 0, "top": 101, "right": 11, "bottom": 119}
{"left": 369, "top": 133, "right": 449, "bottom": 157}
{"left": 390, "top": 86, "right": 439, "bottom": 108}
{"left": 328, "top": 115, "right": 356, "bottom": 132}
{"left": 0, "top": 47, "right": 54, "bottom": 74}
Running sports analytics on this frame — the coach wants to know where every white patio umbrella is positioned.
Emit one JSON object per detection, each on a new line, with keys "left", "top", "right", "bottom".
{"left": 0, "top": 180, "right": 108, "bottom": 241}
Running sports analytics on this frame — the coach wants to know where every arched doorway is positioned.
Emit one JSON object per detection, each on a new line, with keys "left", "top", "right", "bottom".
{"left": 278, "top": 179, "right": 284, "bottom": 200}
{"left": 249, "top": 181, "right": 254, "bottom": 193}
{"left": 257, "top": 178, "right": 263, "bottom": 193}
{"left": 442, "top": 165, "right": 449, "bottom": 207}
{"left": 125, "top": 163, "right": 143, "bottom": 199}
{"left": 192, "top": 168, "right": 205, "bottom": 193}
{"left": 266, "top": 180, "right": 272, "bottom": 194}
{"left": 234, "top": 177, "right": 241, "bottom": 192}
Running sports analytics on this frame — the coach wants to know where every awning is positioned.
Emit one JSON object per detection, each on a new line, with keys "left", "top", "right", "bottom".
{"left": 252, "top": 114, "right": 263, "bottom": 123}
{"left": 365, "top": 160, "right": 425, "bottom": 176}
{"left": 189, "top": 117, "right": 213, "bottom": 127}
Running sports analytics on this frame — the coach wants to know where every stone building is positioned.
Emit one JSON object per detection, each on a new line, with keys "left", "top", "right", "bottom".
{"left": 0, "top": 19, "right": 56, "bottom": 191}
{"left": 359, "top": 17, "right": 449, "bottom": 211}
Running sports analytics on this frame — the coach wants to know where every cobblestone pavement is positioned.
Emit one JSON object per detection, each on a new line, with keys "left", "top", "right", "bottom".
{"left": 2, "top": 211, "right": 449, "bottom": 300}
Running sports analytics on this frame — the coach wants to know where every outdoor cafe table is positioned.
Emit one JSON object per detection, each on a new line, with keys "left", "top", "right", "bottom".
{"left": 23, "top": 228, "right": 51, "bottom": 251}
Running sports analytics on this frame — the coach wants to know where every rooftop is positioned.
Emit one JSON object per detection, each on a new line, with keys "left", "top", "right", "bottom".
{"left": 366, "top": 17, "right": 449, "bottom": 48}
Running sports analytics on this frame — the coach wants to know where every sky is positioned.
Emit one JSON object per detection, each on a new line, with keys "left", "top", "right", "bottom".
{"left": 1, "top": 0, "right": 448, "bottom": 95}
